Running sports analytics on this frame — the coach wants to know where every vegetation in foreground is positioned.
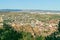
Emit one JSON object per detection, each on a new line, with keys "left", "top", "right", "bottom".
{"left": 0, "top": 17, "right": 60, "bottom": 40}
{"left": 0, "top": 12, "right": 60, "bottom": 40}
{"left": 0, "top": 20, "right": 45, "bottom": 40}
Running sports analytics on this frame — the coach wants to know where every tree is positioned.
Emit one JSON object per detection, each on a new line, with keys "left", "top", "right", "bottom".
{"left": 58, "top": 21, "right": 60, "bottom": 32}
{"left": 45, "top": 21, "right": 60, "bottom": 40}
{"left": 0, "top": 21, "right": 23, "bottom": 40}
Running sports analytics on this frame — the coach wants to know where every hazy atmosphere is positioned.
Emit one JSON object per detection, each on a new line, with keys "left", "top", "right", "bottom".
{"left": 0, "top": 0, "right": 60, "bottom": 40}
{"left": 0, "top": 0, "right": 60, "bottom": 10}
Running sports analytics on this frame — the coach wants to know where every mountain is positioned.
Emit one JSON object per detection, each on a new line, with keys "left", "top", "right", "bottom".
{"left": 0, "top": 9, "right": 60, "bottom": 13}
{"left": 0, "top": 9, "right": 22, "bottom": 13}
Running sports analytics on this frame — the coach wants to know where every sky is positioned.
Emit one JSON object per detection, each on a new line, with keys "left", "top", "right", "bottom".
{"left": 0, "top": 0, "right": 60, "bottom": 10}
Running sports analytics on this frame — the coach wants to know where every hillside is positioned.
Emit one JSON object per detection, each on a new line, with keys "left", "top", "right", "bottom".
{"left": 0, "top": 12, "right": 60, "bottom": 40}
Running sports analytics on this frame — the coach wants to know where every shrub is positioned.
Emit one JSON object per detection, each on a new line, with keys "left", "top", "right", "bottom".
{"left": 0, "top": 22, "right": 23, "bottom": 40}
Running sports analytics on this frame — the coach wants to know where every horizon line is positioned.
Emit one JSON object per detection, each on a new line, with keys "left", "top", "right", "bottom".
{"left": 0, "top": 9, "right": 60, "bottom": 11}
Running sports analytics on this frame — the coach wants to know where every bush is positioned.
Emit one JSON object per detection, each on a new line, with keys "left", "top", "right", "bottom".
{"left": 0, "top": 22, "right": 23, "bottom": 40}
{"left": 35, "top": 35, "right": 45, "bottom": 40}
{"left": 45, "top": 21, "right": 60, "bottom": 40}
{"left": 58, "top": 21, "right": 60, "bottom": 32}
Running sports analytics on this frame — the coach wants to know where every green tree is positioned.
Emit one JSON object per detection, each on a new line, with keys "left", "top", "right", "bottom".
{"left": 0, "top": 21, "right": 23, "bottom": 40}
{"left": 58, "top": 21, "right": 60, "bottom": 32}
{"left": 35, "top": 35, "right": 45, "bottom": 40}
{"left": 45, "top": 21, "right": 60, "bottom": 40}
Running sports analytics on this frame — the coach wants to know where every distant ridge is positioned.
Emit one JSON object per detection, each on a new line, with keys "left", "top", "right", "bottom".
{"left": 0, "top": 9, "right": 60, "bottom": 13}
{"left": 0, "top": 9, "right": 22, "bottom": 13}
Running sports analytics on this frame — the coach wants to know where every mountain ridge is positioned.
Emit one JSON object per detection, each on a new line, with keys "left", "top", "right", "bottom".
{"left": 0, "top": 9, "right": 60, "bottom": 13}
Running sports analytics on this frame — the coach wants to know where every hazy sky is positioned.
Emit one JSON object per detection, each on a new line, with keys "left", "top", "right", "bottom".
{"left": 0, "top": 0, "right": 60, "bottom": 10}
